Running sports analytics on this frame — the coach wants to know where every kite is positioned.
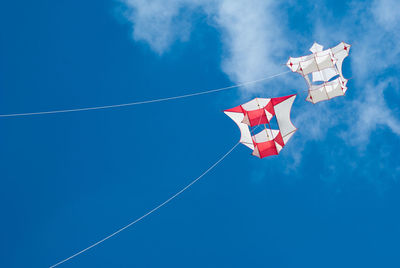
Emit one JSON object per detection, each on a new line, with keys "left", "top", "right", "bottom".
{"left": 224, "top": 94, "right": 297, "bottom": 158}
{"left": 286, "top": 42, "right": 351, "bottom": 104}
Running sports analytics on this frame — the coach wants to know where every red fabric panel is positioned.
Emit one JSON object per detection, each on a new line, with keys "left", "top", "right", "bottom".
{"left": 274, "top": 132, "right": 285, "bottom": 147}
{"left": 265, "top": 101, "right": 275, "bottom": 116}
{"left": 255, "top": 141, "right": 278, "bottom": 158}
{"left": 224, "top": 105, "right": 243, "bottom": 113}
{"left": 246, "top": 109, "right": 269, "bottom": 127}
{"left": 271, "top": 94, "right": 296, "bottom": 106}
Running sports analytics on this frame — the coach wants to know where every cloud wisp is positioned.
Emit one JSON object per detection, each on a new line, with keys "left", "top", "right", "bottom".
{"left": 121, "top": 0, "right": 203, "bottom": 54}
{"left": 120, "top": 0, "right": 289, "bottom": 94}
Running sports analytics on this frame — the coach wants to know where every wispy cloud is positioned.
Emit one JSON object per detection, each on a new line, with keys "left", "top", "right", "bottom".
{"left": 213, "top": 0, "right": 288, "bottom": 94}
{"left": 372, "top": 0, "right": 400, "bottom": 32}
{"left": 121, "top": 0, "right": 207, "bottom": 54}
{"left": 345, "top": 0, "right": 400, "bottom": 146}
{"left": 308, "top": 0, "right": 400, "bottom": 147}
{"left": 120, "top": 0, "right": 288, "bottom": 95}
{"left": 343, "top": 80, "right": 400, "bottom": 146}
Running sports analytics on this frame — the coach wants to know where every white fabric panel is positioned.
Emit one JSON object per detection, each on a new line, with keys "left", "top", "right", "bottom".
{"left": 275, "top": 141, "right": 283, "bottom": 153}
{"left": 241, "top": 99, "right": 259, "bottom": 111}
{"left": 312, "top": 67, "right": 339, "bottom": 82}
{"left": 304, "top": 75, "right": 312, "bottom": 87}
{"left": 299, "top": 57, "right": 318, "bottom": 75}
{"left": 331, "top": 42, "right": 350, "bottom": 77}
{"left": 256, "top": 98, "right": 269, "bottom": 108}
{"left": 241, "top": 98, "right": 270, "bottom": 111}
{"left": 286, "top": 56, "right": 302, "bottom": 72}
{"left": 282, "top": 131, "right": 295, "bottom": 144}
{"left": 224, "top": 111, "right": 254, "bottom": 149}
{"left": 325, "top": 81, "right": 344, "bottom": 99}
{"left": 308, "top": 86, "right": 329, "bottom": 103}
{"left": 274, "top": 95, "right": 296, "bottom": 137}
{"left": 242, "top": 113, "right": 250, "bottom": 126}
{"left": 331, "top": 42, "right": 350, "bottom": 55}
{"left": 287, "top": 55, "right": 313, "bottom": 73}
{"left": 309, "top": 42, "right": 324, "bottom": 53}
{"left": 299, "top": 53, "right": 335, "bottom": 75}
{"left": 265, "top": 110, "right": 273, "bottom": 122}
{"left": 342, "top": 81, "right": 347, "bottom": 95}
{"left": 252, "top": 146, "right": 260, "bottom": 158}
{"left": 315, "top": 54, "right": 336, "bottom": 70}
{"left": 307, "top": 77, "right": 346, "bottom": 103}
{"left": 286, "top": 58, "right": 296, "bottom": 72}
{"left": 315, "top": 48, "right": 333, "bottom": 57}
{"left": 252, "top": 129, "right": 279, "bottom": 143}
{"left": 339, "top": 76, "right": 348, "bottom": 92}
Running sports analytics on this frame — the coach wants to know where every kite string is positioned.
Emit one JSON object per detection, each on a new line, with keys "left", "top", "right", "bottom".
{"left": 0, "top": 71, "right": 291, "bottom": 118}
{"left": 49, "top": 141, "right": 240, "bottom": 268}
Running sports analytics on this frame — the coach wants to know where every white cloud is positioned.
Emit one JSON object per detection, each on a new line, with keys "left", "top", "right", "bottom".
{"left": 343, "top": 80, "right": 400, "bottom": 146}
{"left": 372, "top": 0, "right": 400, "bottom": 32}
{"left": 121, "top": 0, "right": 208, "bottom": 54}
{"left": 350, "top": 1, "right": 400, "bottom": 80}
{"left": 213, "top": 0, "right": 288, "bottom": 94}
{"left": 307, "top": 0, "right": 400, "bottom": 147}
{"left": 120, "top": 0, "right": 288, "bottom": 94}
{"left": 345, "top": 0, "right": 400, "bottom": 145}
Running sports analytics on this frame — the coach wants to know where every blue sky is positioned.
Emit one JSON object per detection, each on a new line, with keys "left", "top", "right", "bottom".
{"left": 1, "top": 0, "right": 400, "bottom": 267}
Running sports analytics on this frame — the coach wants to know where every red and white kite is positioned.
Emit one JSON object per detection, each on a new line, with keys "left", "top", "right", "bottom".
{"left": 286, "top": 42, "right": 351, "bottom": 104}
{"left": 224, "top": 94, "right": 297, "bottom": 159}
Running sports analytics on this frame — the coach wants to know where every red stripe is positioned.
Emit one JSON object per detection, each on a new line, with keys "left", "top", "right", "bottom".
{"left": 265, "top": 101, "right": 275, "bottom": 116}
{"left": 245, "top": 108, "right": 269, "bottom": 127}
{"left": 254, "top": 141, "right": 278, "bottom": 158}
{"left": 271, "top": 94, "right": 296, "bottom": 106}
{"left": 224, "top": 105, "right": 243, "bottom": 113}
{"left": 274, "top": 132, "right": 285, "bottom": 147}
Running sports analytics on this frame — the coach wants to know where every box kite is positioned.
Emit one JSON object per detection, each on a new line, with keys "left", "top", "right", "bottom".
{"left": 286, "top": 42, "right": 351, "bottom": 104}
{"left": 224, "top": 94, "right": 297, "bottom": 158}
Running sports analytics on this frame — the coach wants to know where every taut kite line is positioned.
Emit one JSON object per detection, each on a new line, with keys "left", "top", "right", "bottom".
{"left": 0, "top": 71, "right": 290, "bottom": 118}
{"left": 49, "top": 142, "right": 240, "bottom": 267}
